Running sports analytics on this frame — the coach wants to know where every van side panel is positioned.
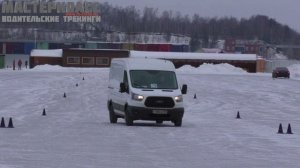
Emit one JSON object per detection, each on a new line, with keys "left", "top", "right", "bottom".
{"left": 109, "top": 60, "right": 127, "bottom": 116}
{"left": 109, "top": 61, "right": 125, "bottom": 88}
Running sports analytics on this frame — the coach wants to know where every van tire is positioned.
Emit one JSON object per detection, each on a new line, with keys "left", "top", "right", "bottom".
{"left": 109, "top": 104, "right": 118, "bottom": 123}
{"left": 174, "top": 118, "right": 182, "bottom": 127}
{"left": 125, "top": 109, "right": 133, "bottom": 126}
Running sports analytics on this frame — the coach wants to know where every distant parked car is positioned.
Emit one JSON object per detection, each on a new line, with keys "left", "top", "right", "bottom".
{"left": 272, "top": 67, "right": 290, "bottom": 78}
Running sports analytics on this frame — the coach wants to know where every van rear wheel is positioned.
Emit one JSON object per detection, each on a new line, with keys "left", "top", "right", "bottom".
{"left": 109, "top": 104, "right": 118, "bottom": 123}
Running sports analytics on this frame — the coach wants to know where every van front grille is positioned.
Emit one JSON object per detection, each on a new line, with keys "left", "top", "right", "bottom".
{"left": 145, "top": 97, "right": 175, "bottom": 108}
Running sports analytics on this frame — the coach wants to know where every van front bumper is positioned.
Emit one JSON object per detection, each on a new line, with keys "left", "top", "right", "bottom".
{"left": 127, "top": 106, "right": 184, "bottom": 121}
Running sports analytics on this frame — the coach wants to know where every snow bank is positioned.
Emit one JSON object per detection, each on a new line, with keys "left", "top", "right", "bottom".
{"left": 131, "top": 51, "right": 257, "bottom": 61}
{"left": 176, "top": 63, "right": 248, "bottom": 74}
{"left": 29, "top": 63, "right": 248, "bottom": 75}
{"left": 274, "top": 53, "right": 288, "bottom": 59}
{"left": 31, "top": 49, "right": 63, "bottom": 57}
{"left": 30, "top": 64, "right": 109, "bottom": 72}
{"left": 288, "top": 64, "right": 300, "bottom": 79}
{"left": 31, "top": 64, "right": 65, "bottom": 71}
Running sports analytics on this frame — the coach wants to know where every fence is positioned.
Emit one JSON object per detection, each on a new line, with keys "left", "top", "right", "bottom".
{"left": 265, "top": 59, "right": 300, "bottom": 72}
{"left": 4, "top": 54, "right": 30, "bottom": 69}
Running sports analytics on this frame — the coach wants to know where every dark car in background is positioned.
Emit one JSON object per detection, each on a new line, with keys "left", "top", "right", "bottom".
{"left": 272, "top": 67, "right": 290, "bottom": 78}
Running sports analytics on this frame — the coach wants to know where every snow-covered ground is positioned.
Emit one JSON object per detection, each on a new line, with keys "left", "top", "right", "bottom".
{"left": 1, "top": 63, "right": 300, "bottom": 168}
{"left": 288, "top": 64, "right": 300, "bottom": 79}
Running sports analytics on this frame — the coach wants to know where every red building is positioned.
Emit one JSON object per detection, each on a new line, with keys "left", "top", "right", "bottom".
{"left": 225, "top": 39, "right": 267, "bottom": 56}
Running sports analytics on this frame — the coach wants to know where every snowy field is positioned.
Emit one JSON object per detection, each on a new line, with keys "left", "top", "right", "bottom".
{"left": 1, "top": 64, "right": 300, "bottom": 168}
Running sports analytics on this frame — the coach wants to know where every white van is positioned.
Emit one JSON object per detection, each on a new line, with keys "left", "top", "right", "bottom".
{"left": 107, "top": 58, "right": 187, "bottom": 126}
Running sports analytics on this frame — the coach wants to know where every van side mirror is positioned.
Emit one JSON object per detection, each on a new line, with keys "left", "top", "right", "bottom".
{"left": 181, "top": 84, "right": 187, "bottom": 94}
{"left": 120, "top": 82, "right": 128, "bottom": 93}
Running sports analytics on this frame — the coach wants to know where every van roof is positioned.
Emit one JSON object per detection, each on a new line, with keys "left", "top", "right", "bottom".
{"left": 112, "top": 58, "right": 175, "bottom": 71}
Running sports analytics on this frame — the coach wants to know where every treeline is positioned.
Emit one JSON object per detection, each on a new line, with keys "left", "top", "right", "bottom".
{"left": 1, "top": 2, "right": 300, "bottom": 58}
{"left": 97, "top": 3, "right": 300, "bottom": 58}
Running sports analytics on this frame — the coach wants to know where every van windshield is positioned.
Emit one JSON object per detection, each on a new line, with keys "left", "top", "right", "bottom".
{"left": 130, "top": 70, "right": 178, "bottom": 89}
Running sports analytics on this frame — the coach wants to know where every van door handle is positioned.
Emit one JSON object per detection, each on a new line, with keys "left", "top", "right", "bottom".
{"left": 108, "top": 86, "right": 114, "bottom": 89}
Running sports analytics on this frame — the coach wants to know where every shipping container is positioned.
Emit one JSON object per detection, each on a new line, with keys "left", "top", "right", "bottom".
{"left": 98, "top": 43, "right": 120, "bottom": 49}
{"left": 49, "top": 43, "right": 62, "bottom": 49}
{"left": 97, "top": 43, "right": 110, "bottom": 49}
{"left": 11, "top": 43, "right": 25, "bottom": 54}
{"left": 2, "top": 43, "right": 6, "bottom": 54}
{"left": 134, "top": 44, "right": 147, "bottom": 51}
{"left": 159, "top": 44, "right": 171, "bottom": 52}
{"left": 6, "top": 43, "right": 14, "bottom": 54}
{"left": 171, "top": 45, "right": 183, "bottom": 52}
{"left": 85, "top": 43, "right": 97, "bottom": 49}
{"left": 122, "top": 43, "right": 134, "bottom": 50}
{"left": 182, "top": 45, "right": 189, "bottom": 52}
{"left": 147, "top": 44, "right": 159, "bottom": 51}
{"left": 24, "top": 43, "right": 35, "bottom": 55}
{"left": 106, "top": 43, "right": 115, "bottom": 49}
{"left": 0, "top": 43, "right": 3, "bottom": 54}
{"left": 61, "top": 43, "right": 81, "bottom": 49}
{"left": 108, "top": 43, "right": 122, "bottom": 49}
{"left": 37, "top": 42, "right": 49, "bottom": 49}
{"left": 0, "top": 54, "right": 4, "bottom": 68}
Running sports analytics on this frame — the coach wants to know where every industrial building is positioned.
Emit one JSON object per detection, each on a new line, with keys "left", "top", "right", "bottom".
{"left": 28, "top": 49, "right": 264, "bottom": 73}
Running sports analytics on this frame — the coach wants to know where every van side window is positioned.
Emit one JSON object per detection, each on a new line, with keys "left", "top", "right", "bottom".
{"left": 123, "top": 71, "right": 129, "bottom": 93}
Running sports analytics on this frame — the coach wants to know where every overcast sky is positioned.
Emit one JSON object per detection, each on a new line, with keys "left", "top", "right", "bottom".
{"left": 101, "top": 0, "right": 300, "bottom": 32}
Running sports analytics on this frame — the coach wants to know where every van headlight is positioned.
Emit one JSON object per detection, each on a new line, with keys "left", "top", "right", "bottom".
{"left": 132, "top": 93, "right": 144, "bottom": 101}
{"left": 174, "top": 95, "right": 183, "bottom": 102}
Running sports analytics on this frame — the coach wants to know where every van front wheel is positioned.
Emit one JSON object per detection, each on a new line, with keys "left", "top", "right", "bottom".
{"left": 125, "top": 109, "right": 133, "bottom": 126}
{"left": 109, "top": 104, "right": 118, "bottom": 123}
{"left": 174, "top": 118, "right": 182, "bottom": 127}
